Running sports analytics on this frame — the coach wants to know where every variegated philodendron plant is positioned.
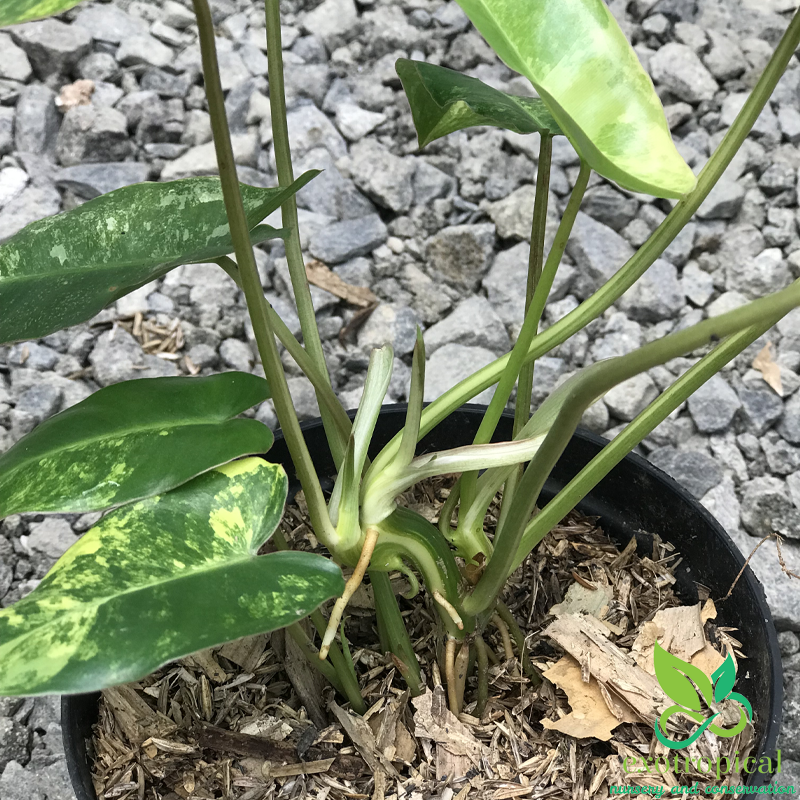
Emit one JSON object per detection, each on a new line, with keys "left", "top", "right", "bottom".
{"left": 0, "top": 0, "right": 799, "bottom": 720}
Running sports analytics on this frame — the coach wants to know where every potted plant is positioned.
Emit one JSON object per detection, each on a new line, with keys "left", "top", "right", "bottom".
{"left": 0, "top": 0, "right": 797, "bottom": 795}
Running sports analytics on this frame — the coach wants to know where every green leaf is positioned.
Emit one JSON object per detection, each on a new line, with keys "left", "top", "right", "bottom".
{"left": 396, "top": 58, "right": 562, "bottom": 148}
{"left": 0, "top": 172, "right": 318, "bottom": 344}
{"left": 712, "top": 653, "right": 737, "bottom": 703}
{"left": 0, "top": 373, "right": 272, "bottom": 517}
{"left": 653, "top": 642, "right": 714, "bottom": 711}
{"left": 0, "top": 0, "right": 84, "bottom": 26}
{"left": 0, "top": 458, "right": 344, "bottom": 696}
{"left": 453, "top": 0, "right": 696, "bottom": 198}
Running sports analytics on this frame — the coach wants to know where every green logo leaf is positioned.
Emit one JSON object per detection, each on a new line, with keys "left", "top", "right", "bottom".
{"left": 653, "top": 642, "right": 714, "bottom": 711}
{"left": 712, "top": 653, "right": 737, "bottom": 703}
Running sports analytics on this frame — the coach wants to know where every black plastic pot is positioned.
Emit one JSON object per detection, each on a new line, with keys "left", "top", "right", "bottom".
{"left": 63, "top": 405, "right": 782, "bottom": 797}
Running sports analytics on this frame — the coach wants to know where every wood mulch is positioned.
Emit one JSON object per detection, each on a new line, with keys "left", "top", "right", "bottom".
{"left": 90, "top": 477, "right": 755, "bottom": 800}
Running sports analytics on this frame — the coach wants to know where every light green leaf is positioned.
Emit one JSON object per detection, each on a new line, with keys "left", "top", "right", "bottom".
{"left": 0, "top": 373, "right": 273, "bottom": 517}
{"left": 712, "top": 653, "right": 737, "bottom": 703}
{"left": 0, "top": 458, "right": 344, "bottom": 696}
{"left": 0, "top": 0, "right": 84, "bottom": 25}
{"left": 0, "top": 172, "right": 318, "bottom": 344}
{"left": 453, "top": 0, "right": 696, "bottom": 198}
{"left": 396, "top": 58, "right": 562, "bottom": 148}
{"left": 653, "top": 642, "right": 714, "bottom": 712}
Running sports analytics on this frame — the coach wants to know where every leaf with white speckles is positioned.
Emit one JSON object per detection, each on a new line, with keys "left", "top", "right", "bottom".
{"left": 0, "top": 373, "right": 273, "bottom": 516}
{"left": 0, "top": 173, "right": 319, "bottom": 344}
{"left": 0, "top": 458, "right": 344, "bottom": 696}
{"left": 397, "top": 59, "right": 562, "bottom": 148}
{"left": 453, "top": 0, "right": 695, "bottom": 198}
{"left": 0, "top": 0, "right": 84, "bottom": 25}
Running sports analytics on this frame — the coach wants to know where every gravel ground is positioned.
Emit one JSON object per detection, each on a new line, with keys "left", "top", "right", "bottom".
{"left": 2, "top": 0, "right": 800, "bottom": 795}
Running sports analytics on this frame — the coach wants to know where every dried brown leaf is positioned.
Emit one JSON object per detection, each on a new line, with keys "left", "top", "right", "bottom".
{"left": 752, "top": 342, "right": 783, "bottom": 396}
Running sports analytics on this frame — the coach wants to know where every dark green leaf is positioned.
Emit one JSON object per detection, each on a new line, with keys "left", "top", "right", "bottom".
{"left": 397, "top": 58, "right": 562, "bottom": 148}
{"left": 0, "top": 172, "right": 318, "bottom": 344}
{"left": 712, "top": 653, "right": 737, "bottom": 703}
{"left": 454, "top": 0, "right": 695, "bottom": 198}
{"left": 0, "top": 0, "right": 84, "bottom": 25}
{"left": 0, "top": 458, "right": 344, "bottom": 696}
{"left": 653, "top": 642, "right": 714, "bottom": 711}
{"left": 0, "top": 373, "right": 272, "bottom": 516}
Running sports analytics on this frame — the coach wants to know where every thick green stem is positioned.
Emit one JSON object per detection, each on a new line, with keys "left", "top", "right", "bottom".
{"left": 369, "top": 8, "right": 800, "bottom": 479}
{"left": 474, "top": 634, "right": 489, "bottom": 718}
{"left": 464, "top": 280, "right": 800, "bottom": 615}
{"left": 514, "top": 133, "right": 553, "bottom": 438}
{"left": 285, "top": 623, "right": 346, "bottom": 694}
{"left": 216, "top": 255, "right": 353, "bottom": 443}
{"left": 191, "top": 0, "right": 335, "bottom": 552}
{"left": 495, "top": 600, "right": 541, "bottom": 686}
{"left": 459, "top": 160, "right": 590, "bottom": 547}
{"left": 369, "top": 570, "right": 422, "bottom": 695}
{"left": 510, "top": 325, "right": 775, "bottom": 572}
{"left": 461, "top": 135, "right": 553, "bottom": 516}
{"left": 272, "top": 531, "right": 366, "bottom": 712}
{"left": 263, "top": 0, "right": 346, "bottom": 468}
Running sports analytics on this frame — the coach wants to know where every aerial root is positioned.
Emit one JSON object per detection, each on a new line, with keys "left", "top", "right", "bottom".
{"left": 491, "top": 613, "right": 514, "bottom": 661}
{"left": 433, "top": 590, "right": 464, "bottom": 630}
{"left": 445, "top": 637, "right": 458, "bottom": 715}
{"left": 319, "top": 527, "right": 379, "bottom": 660}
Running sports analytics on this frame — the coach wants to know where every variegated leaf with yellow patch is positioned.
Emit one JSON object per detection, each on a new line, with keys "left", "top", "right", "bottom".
{"left": 0, "top": 458, "right": 343, "bottom": 696}
{"left": 454, "top": 0, "right": 696, "bottom": 198}
{"left": 0, "top": 373, "right": 273, "bottom": 517}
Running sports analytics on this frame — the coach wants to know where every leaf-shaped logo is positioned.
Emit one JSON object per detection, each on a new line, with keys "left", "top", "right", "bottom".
{"left": 653, "top": 643, "right": 714, "bottom": 711}
{"left": 712, "top": 653, "right": 736, "bottom": 703}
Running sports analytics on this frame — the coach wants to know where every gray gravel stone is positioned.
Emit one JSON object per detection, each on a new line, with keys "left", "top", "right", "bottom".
{"left": 55, "top": 105, "right": 132, "bottom": 167}
{"left": 483, "top": 241, "right": 574, "bottom": 329}
{"left": 581, "top": 184, "right": 639, "bottom": 232}
{"left": 303, "top": 0, "right": 358, "bottom": 46}
{"left": 566, "top": 212, "right": 634, "bottom": 297}
{"left": 335, "top": 104, "right": 386, "bottom": 142}
{"left": 160, "top": 133, "right": 258, "bottom": 179}
{"left": 617, "top": 257, "right": 684, "bottom": 323}
{"left": 219, "top": 338, "right": 254, "bottom": 371}
{"left": 0, "top": 183, "right": 61, "bottom": 242}
{"left": 779, "top": 392, "right": 800, "bottom": 445}
{"left": 695, "top": 178, "right": 745, "bottom": 220}
{"left": 0, "top": 108, "right": 13, "bottom": 158}
{"left": 0, "top": 719, "right": 28, "bottom": 773}
{"left": 286, "top": 376, "right": 320, "bottom": 420}
{"left": 700, "top": 476, "right": 741, "bottom": 535}
{"left": 649, "top": 447, "right": 724, "bottom": 498}
{"left": 0, "top": 758, "right": 73, "bottom": 800}
{"left": 286, "top": 104, "right": 347, "bottom": 159}
{"left": 55, "top": 162, "right": 150, "bottom": 199}
{"left": 740, "top": 476, "right": 800, "bottom": 538}
{"left": 26, "top": 518, "right": 76, "bottom": 561}
{"left": 0, "top": 33, "right": 32, "bottom": 83}
{"left": 357, "top": 303, "right": 419, "bottom": 356}
{"left": 413, "top": 161, "right": 455, "bottom": 206}
{"left": 89, "top": 329, "right": 179, "bottom": 386}
{"left": 687, "top": 375, "right": 742, "bottom": 433}
{"left": 681, "top": 261, "right": 714, "bottom": 307}
{"left": 349, "top": 139, "right": 415, "bottom": 213}
{"left": 423, "top": 344, "right": 497, "bottom": 405}
{"left": 424, "top": 296, "right": 510, "bottom": 355}
{"left": 10, "top": 19, "right": 92, "bottom": 79}
{"left": 426, "top": 223, "right": 496, "bottom": 292}
{"left": 738, "top": 388, "right": 784, "bottom": 435}
{"left": 726, "top": 247, "right": 791, "bottom": 298}
{"left": 296, "top": 149, "right": 374, "bottom": 220}
{"left": 117, "top": 34, "right": 175, "bottom": 69}
{"left": 649, "top": 42, "right": 718, "bottom": 103}
{"left": 73, "top": 4, "right": 149, "bottom": 44}
{"left": 308, "top": 214, "right": 387, "bottom": 264}
{"left": 603, "top": 373, "right": 659, "bottom": 421}
{"left": 14, "top": 84, "right": 59, "bottom": 155}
